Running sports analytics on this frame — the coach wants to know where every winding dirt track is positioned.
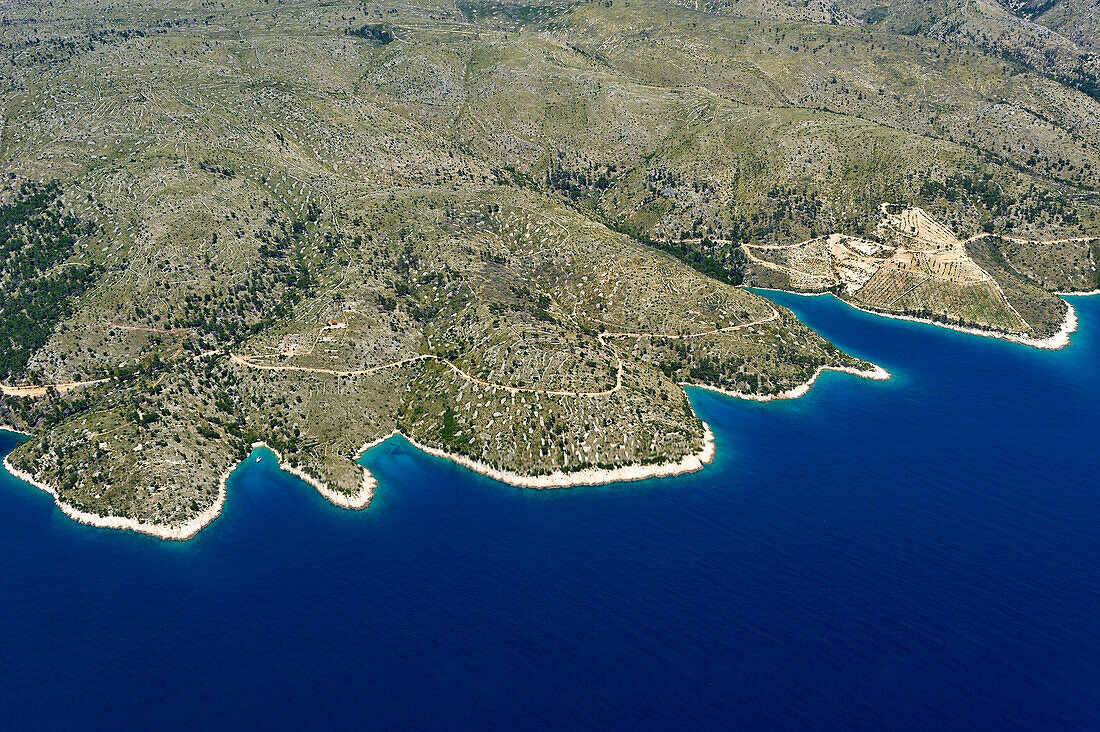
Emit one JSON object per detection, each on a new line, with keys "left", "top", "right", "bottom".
{"left": 233, "top": 352, "right": 621, "bottom": 397}
{"left": 3, "top": 219, "right": 1093, "bottom": 402}
{"left": 0, "top": 379, "right": 111, "bottom": 398}
{"left": 2, "top": 305, "right": 784, "bottom": 400}
{"left": 229, "top": 305, "right": 782, "bottom": 398}
{"left": 1, "top": 323, "right": 188, "bottom": 398}
{"left": 9, "top": 222, "right": 1094, "bottom": 403}
{"left": 107, "top": 322, "right": 189, "bottom": 359}
{"left": 741, "top": 243, "right": 833, "bottom": 283}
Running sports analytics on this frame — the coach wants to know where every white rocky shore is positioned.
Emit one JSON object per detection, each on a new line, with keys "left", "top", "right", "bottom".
{"left": 0, "top": 353, "right": 893, "bottom": 541}
{"left": 753, "top": 288, "right": 1080, "bottom": 350}
{"left": 1, "top": 422, "right": 716, "bottom": 540}
{"left": 845, "top": 299, "right": 1079, "bottom": 351}
{"left": 1, "top": 453, "right": 230, "bottom": 541}
{"left": 0, "top": 438, "right": 376, "bottom": 540}
{"left": 253, "top": 441, "right": 375, "bottom": 511}
{"left": 372, "top": 422, "right": 717, "bottom": 489}
{"left": 684, "top": 363, "right": 891, "bottom": 403}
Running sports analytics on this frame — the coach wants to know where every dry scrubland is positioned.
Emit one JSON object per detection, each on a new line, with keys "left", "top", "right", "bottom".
{"left": 0, "top": 0, "right": 1096, "bottom": 535}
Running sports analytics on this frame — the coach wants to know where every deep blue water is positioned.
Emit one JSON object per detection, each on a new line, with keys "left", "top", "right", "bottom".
{"left": 2, "top": 293, "right": 1098, "bottom": 729}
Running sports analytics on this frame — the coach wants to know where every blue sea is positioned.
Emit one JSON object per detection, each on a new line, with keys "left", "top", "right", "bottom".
{"left": 2, "top": 293, "right": 1098, "bottom": 729}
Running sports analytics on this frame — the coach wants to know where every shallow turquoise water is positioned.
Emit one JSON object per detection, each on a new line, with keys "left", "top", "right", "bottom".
{"left": 1, "top": 293, "right": 1097, "bottom": 728}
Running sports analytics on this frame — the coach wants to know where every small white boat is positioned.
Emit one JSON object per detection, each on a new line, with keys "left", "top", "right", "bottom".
{"left": 256, "top": 456, "right": 262, "bottom": 463}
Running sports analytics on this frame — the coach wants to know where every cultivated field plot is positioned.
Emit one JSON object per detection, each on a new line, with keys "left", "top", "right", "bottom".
{"left": 741, "top": 206, "right": 1076, "bottom": 337}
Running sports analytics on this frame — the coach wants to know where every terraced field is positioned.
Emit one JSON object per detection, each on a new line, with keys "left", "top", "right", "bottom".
{"left": 740, "top": 206, "right": 1093, "bottom": 341}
